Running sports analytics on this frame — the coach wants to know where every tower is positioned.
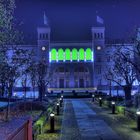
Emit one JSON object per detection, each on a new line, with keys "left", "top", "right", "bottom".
{"left": 91, "top": 26, "right": 105, "bottom": 89}
{"left": 37, "top": 12, "right": 51, "bottom": 64}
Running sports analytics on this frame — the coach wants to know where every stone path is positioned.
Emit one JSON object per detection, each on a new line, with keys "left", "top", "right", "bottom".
{"left": 60, "top": 100, "right": 81, "bottom": 140}
{"left": 61, "top": 99, "right": 122, "bottom": 140}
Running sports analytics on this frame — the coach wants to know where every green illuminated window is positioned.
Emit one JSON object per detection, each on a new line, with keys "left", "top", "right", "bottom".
{"left": 58, "top": 48, "right": 64, "bottom": 61}
{"left": 51, "top": 49, "right": 57, "bottom": 61}
{"left": 79, "top": 48, "right": 85, "bottom": 60}
{"left": 86, "top": 48, "right": 92, "bottom": 60}
{"left": 65, "top": 48, "right": 71, "bottom": 61}
{"left": 72, "top": 48, "right": 78, "bottom": 60}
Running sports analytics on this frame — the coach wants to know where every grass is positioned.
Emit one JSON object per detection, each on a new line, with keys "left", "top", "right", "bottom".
{"left": 36, "top": 106, "right": 63, "bottom": 140}
{"left": 37, "top": 115, "right": 62, "bottom": 140}
{"left": 87, "top": 99, "right": 140, "bottom": 140}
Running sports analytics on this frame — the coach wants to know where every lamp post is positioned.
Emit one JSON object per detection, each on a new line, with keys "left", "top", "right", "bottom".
{"left": 56, "top": 103, "right": 60, "bottom": 115}
{"left": 92, "top": 94, "right": 95, "bottom": 102}
{"left": 136, "top": 110, "right": 140, "bottom": 131}
{"left": 61, "top": 95, "right": 64, "bottom": 102}
{"left": 111, "top": 101, "right": 116, "bottom": 114}
{"left": 99, "top": 97, "right": 102, "bottom": 107}
{"left": 50, "top": 113, "right": 55, "bottom": 132}
{"left": 60, "top": 98, "right": 62, "bottom": 107}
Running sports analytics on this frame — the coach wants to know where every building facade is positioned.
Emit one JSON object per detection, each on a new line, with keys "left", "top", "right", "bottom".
{"left": 20, "top": 15, "right": 137, "bottom": 92}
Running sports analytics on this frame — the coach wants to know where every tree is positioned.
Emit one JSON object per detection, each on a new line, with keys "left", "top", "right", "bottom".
{"left": 0, "top": 0, "right": 30, "bottom": 120}
{"left": 105, "top": 46, "right": 136, "bottom": 105}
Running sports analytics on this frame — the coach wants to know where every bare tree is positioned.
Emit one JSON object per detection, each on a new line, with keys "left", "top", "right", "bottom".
{"left": 105, "top": 46, "right": 136, "bottom": 105}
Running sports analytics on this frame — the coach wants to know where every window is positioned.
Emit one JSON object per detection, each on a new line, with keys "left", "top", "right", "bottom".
{"left": 86, "top": 48, "right": 92, "bottom": 61}
{"left": 51, "top": 49, "right": 57, "bottom": 61}
{"left": 58, "top": 48, "right": 64, "bottom": 61}
{"left": 98, "top": 79, "right": 102, "bottom": 85}
{"left": 40, "top": 34, "right": 42, "bottom": 39}
{"left": 65, "top": 48, "right": 71, "bottom": 61}
{"left": 98, "top": 33, "right": 100, "bottom": 38}
{"left": 94, "top": 33, "right": 96, "bottom": 38}
{"left": 59, "top": 67, "right": 65, "bottom": 73}
{"left": 79, "top": 67, "right": 84, "bottom": 72}
{"left": 86, "top": 81, "right": 89, "bottom": 87}
{"left": 101, "top": 33, "right": 103, "bottom": 38}
{"left": 79, "top": 48, "right": 84, "bottom": 61}
{"left": 72, "top": 48, "right": 78, "bottom": 60}
{"left": 66, "top": 80, "right": 69, "bottom": 88}
{"left": 75, "top": 80, "right": 78, "bottom": 88}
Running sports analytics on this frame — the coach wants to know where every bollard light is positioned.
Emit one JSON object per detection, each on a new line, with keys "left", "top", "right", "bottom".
{"left": 56, "top": 103, "right": 60, "bottom": 115}
{"left": 92, "top": 94, "right": 95, "bottom": 102}
{"left": 61, "top": 95, "right": 64, "bottom": 102}
{"left": 99, "top": 97, "right": 102, "bottom": 107}
{"left": 136, "top": 110, "right": 140, "bottom": 131}
{"left": 60, "top": 98, "right": 62, "bottom": 107}
{"left": 50, "top": 113, "right": 55, "bottom": 132}
{"left": 111, "top": 101, "right": 116, "bottom": 114}
{"left": 13, "top": 92, "right": 17, "bottom": 97}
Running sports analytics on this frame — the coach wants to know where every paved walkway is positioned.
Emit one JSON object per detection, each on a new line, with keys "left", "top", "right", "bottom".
{"left": 61, "top": 99, "right": 122, "bottom": 140}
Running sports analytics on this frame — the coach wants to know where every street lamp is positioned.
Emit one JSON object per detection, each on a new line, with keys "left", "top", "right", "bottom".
{"left": 92, "top": 94, "right": 95, "bottom": 102}
{"left": 136, "top": 110, "right": 140, "bottom": 131}
{"left": 56, "top": 103, "right": 60, "bottom": 115}
{"left": 59, "top": 98, "right": 62, "bottom": 107}
{"left": 61, "top": 95, "right": 64, "bottom": 102}
{"left": 50, "top": 113, "right": 55, "bottom": 132}
{"left": 111, "top": 101, "right": 116, "bottom": 114}
{"left": 99, "top": 97, "right": 102, "bottom": 107}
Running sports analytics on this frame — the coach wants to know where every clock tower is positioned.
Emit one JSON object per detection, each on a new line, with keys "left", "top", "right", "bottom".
{"left": 37, "top": 12, "right": 51, "bottom": 64}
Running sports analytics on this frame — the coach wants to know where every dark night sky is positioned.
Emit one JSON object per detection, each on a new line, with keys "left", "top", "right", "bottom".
{"left": 15, "top": 0, "right": 140, "bottom": 43}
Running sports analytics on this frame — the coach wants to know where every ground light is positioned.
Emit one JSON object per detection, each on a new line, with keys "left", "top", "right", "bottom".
{"left": 92, "top": 94, "right": 95, "bottom": 102}
{"left": 136, "top": 110, "right": 140, "bottom": 131}
{"left": 56, "top": 103, "right": 60, "bottom": 115}
{"left": 111, "top": 101, "right": 116, "bottom": 114}
{"left": 50, "top": 113, "right": 55, "bottom": 132}
{"left": 99, "top": 97, "right": 102, "bottom": 107}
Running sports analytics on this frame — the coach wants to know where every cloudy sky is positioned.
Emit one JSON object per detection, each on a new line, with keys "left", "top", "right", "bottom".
{"left": 15, "top": 0, "right": 140, "bottom": 43}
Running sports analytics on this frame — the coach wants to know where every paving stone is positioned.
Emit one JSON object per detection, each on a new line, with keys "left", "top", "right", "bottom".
{"left": 61, "top": 99, "right": 122, "bottom": 140}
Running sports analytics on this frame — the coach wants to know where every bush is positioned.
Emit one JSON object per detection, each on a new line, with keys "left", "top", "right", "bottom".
{"left": 116, "top": 106, "right": 125, "bottom": 114}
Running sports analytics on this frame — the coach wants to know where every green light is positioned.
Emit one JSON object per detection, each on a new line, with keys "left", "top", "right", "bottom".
{"left": 79, "top": 48, "right": 84, "bottom": 60}
{"left": 72, "top": 48, "right": 78, "bottom": 60}
{"left": 50, "top": 48, "right": 93, "bottom": 62}
{"left": 58, "top": 48, "right": 64, "bottom": 61}
{"left": 51, "top": 49, "right": 57, "bottom": 61}
{"left": 65, "top": 48, "right": 71, "bottom": 60}
{"left": 86, "top": 48, "right": 92, "bottom": 60}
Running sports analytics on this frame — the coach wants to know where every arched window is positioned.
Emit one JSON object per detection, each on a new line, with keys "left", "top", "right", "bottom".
{"left": 58, "top": 48, "right": 64, "bottom": 61}
{"left": 72, "top": 48, "right": 78, "bottom": 60}
{"left": 51, "top": 49, "right": 57, "bottom": 61}
{"left": 86, "top": 48, "right": 92, "bottom": 61}
{"left": 79, "top": 48, "right": 85, "bottom": 60}
{"left": 65, "top": 48, "right": 71, "bottom": 61}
